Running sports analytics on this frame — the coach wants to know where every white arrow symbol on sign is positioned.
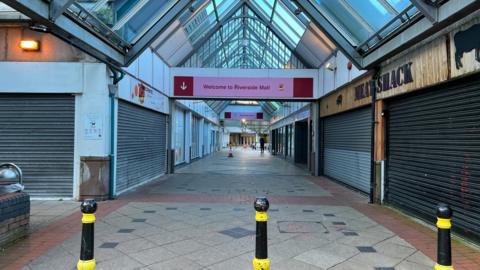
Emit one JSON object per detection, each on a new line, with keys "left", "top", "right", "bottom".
{"left": 180, "top": 82, "right": 188, "bottom": 91}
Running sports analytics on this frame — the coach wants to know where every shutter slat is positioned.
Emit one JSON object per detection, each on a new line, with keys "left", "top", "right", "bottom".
{"left": 116, "top": 101, "right": 167, "bottom": 193}
{"left": 323, "top": 107, "right": 372, "bottom": 193}
{"left": 0, "top": 94, "right": 74, "bottom": 197}
{"left": 387, "top": 79, "right": 480, "bottom": 240}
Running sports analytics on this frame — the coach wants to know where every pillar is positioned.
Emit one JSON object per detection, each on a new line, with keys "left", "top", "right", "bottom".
{"left": 374, "top": 100, "right": 386, "bottom": 204}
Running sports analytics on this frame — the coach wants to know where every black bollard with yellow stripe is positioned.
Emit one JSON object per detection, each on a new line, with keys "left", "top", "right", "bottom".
{"left": 435, "top": 203, "right": 454, "bottom": 270}
{"left": 77, "top": 199, "right": 97, "bottom": 270}
{"left": 253, "top": 197, "right": 270, "bottom": 270}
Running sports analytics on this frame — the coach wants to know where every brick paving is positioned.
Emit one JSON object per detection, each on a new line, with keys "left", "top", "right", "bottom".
{"left": 0, "top": 148, "right": 478, "bottom": 269}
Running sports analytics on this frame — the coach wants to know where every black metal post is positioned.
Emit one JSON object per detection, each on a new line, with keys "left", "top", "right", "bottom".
{"left": 435, "top": 203, "right": 454, "bottom": 270}
{"left": 77, "top": 199, "right": 97, "bottom": 270}
{"left": 253, "top": 197, "right": 270, "bottom": 270}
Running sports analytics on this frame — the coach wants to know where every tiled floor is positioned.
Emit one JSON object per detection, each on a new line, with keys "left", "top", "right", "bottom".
{"left": 29, "top": 200, "right": 80, "bottom": 233}
{"left": 2, "top": 148, "right": 479, "bottom": 269}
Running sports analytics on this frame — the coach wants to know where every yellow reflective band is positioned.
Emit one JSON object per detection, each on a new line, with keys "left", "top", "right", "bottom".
{"left": 435, "top": 263, "right": 454, "bottom": 270}
{"left": 82, "top": 213, "right": 96, "bottom": 224}
{"left": 77, "top": 259, "right": 96, "bottom": 270}
{"left": 437, "top": 218, "right": 452, "bottom": 229}
{"left": 256, "top": 211, "right": 268, "bottom": 222}
{"left": 253, "top": 258, "right": 270, "bottom": 270}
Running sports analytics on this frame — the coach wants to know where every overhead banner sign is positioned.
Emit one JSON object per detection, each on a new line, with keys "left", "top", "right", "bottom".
{"left": 174, "top": 76, "right": 313, "bottom": 99}
{"left": 224, "top": 112, "right": 263, "bottom": 120}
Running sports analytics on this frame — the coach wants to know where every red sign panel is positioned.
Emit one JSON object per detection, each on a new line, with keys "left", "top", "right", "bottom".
{"left": 174, "top": 76, "right": 193, "bottom": 97}
{"left": 173, "top": 76, "right": 313, "bottom": 98}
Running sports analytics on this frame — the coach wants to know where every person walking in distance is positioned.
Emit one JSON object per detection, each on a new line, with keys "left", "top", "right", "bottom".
{"left": 260, "top": 137, "right": 265, "bottom": 153}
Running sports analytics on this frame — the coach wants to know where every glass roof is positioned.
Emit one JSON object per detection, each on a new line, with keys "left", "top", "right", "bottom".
{"left": 69, "top": 0, "right": 178, "bottom": 46}
{"left": 60, "top": 0, "right": 436, "bottom": 67}
{"left": 180, "top": 2, "right": 310, "bottom": 69}
{"left": 309, "top": 0, "right": 420, "bottom": 51}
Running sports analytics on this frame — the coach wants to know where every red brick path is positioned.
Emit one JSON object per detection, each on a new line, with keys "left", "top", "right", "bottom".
{"left": 0, "top": 200, "right": 127, "bottom": 270}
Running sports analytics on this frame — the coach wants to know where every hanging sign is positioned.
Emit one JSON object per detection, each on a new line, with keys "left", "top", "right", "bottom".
{"left": 174, "top": 76, "right": 313, "bottom": 99}
{"left": 224, "top": 112, "right": 263, "bottom": 120}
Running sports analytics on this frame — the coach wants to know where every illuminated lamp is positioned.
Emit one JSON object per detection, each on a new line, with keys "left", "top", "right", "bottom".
{"left": 20, "top": 40, "right": 40, "bottom": 51}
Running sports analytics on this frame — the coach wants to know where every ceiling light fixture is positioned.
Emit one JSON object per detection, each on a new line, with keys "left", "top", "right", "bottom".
{"left": 325, "top": 62, "right": 337, "bottom": 71}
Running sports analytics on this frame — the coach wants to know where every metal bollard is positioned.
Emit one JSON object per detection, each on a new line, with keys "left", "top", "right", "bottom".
{"left": 253, "top": 197, "right": 270, "bottom": 270}
{"left": 435, "top": 203, "right": 454, "bottom": 270}
{"left": 77, "top": 199, "right": 97, "bottom": 270}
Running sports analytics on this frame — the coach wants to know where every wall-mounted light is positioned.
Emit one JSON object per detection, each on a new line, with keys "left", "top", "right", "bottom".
{"left": 20, "top": 40, "right": 40, "bottom": 51}
{"left": 325, "top": 62, "right": 337, "bottom": 71}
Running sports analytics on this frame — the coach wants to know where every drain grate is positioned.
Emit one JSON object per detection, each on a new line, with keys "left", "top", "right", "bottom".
{"left": 278, "top": 221, "right": 328, "bottom": 233}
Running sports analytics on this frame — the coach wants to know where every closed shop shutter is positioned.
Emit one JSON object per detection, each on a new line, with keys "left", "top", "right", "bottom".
{"left": 116, "top": 101, "right": 167, "bottom": 193}
{"left": 0, "top": 94, "right": 74, "bottom": 198}
{"left": 387, "top": 79, "right": 480, "bottom": 240}
{"left": 323, "top": 107, "right": 371, "bottom": 193}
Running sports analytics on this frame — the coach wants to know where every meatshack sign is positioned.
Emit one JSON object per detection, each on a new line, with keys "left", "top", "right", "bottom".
{"left": 354, "top": 62, "right": 414, "bottom": 100}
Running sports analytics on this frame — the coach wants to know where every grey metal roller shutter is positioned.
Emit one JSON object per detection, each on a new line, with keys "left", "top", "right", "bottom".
{"left": 116, "top": 101, "right": 167, "bottom": 193}
{"left": 323, "top": 107, "right": 371, "bottom": 193}
{"left": 0, "top": 94, "right": 74, "bottom": 198}
{"left": 387, "top": 79, "right": 480, "bottom": 240}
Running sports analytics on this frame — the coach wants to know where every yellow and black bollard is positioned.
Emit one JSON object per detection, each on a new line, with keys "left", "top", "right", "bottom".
{"left": 77, "top": 199, "right": 97, "bottom": 270}
{"left": 435, "top": 203, "right": 454, "bottom": 270}
{"left": 253, "top": 197, "right": 270, "bottom": 270}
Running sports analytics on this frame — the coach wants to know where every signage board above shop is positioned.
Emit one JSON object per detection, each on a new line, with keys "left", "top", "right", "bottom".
{"left": 173, "top": 76, "right": 314, "bottom": 99}
{"left": 354, "top": 62, "right": 414, "bottom": 101}
{"left": 118, "top": 76, "right": 169, "bottom": 114}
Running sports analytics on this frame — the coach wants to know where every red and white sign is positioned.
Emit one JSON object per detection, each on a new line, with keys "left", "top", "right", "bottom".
{"left": 224, "top": 112, "right": 263, "bottom": 120}
{"left": 174, "top": 76, "right": 313, "bottom": 98}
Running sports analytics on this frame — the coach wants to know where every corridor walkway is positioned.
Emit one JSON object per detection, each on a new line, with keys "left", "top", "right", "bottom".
{"left": 2, "top": 149, "right": 479, "bottom": 270}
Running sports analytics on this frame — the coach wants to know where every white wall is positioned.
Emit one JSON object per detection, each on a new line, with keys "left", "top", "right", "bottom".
{"left": 320, "top": 51, "right": 366, "bottom": 96}
{"left": 0, "top": 61, "right": 111, "bottom": 199}
{"left": 0, "top": 62, "right": 84, "bottom": 93}
{"left": 74, "top": 63, "right": 111, "bottom": 199}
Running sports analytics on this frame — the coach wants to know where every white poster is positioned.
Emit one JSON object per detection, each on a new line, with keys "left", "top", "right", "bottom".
{"left": 84, "top": 115, "right": 103, "bottom": 140}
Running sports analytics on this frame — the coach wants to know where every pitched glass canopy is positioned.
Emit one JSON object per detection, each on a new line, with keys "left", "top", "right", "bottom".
{"left": 181, "top": 6, "right": 308, "bottom": 69}
{"left": 175, "top": 0, "right": 311, "bottom": 69}
{"left": 307, "top": 0, "right": 421, "bottom": 52}
{"left": 5, "top": 0, "right": 458, "bottom": 67}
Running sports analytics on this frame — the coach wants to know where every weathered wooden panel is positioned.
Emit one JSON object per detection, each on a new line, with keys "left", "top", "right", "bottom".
{"left": 450, "top": 16, "right": 480, "bottom": 78}
{"left": 320, "top": 74, "right": 372, "bottom": 118}
{"left": 377, "top": 36, "right": 449, "bottom": 100}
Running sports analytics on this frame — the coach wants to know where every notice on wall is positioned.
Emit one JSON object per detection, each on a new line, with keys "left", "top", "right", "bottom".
{"left": 84, "top": 115, "right": 103, "bottom": 140}
{"left": 173, "top": 76, "right": 313, "bottom": 99}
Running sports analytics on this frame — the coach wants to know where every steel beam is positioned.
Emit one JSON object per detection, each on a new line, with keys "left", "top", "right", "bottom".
{"left": 49, "top": 0, "right": 75, "bottom": 22}
{"left": 125, "top": 0, "right": 192, "bottom": 65}
{"left": 295, "top": 0, "right": 363, "bottom": 68}
{"left": 410, "top": 0, "right": 438, "bottom": 24}
{"left": 2, "top": 0, "right": 125, "bottom": 65}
